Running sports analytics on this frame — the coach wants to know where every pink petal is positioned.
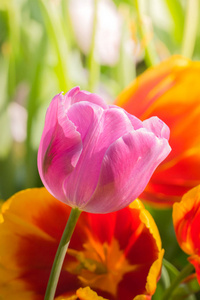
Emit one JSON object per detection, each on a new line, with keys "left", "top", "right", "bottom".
{"left": 70, "top": 88, "right": 108, "bottom": 109}
{"left": 67, "top": 101, "right": 104, "bottom": 142}
{"left": 63, "top": 106, "right": 136, "bottom": 208}
{"left": 143, "top": 116, "right": 170, "bottom": 140}
{"left": 37, "top": 94, "right": 82, "bottom": 202}
{"left": 84, "top": 129, "right": 171, "bottom": 213}
{"left": 109, "top": 105, "right": 144, "bottom": 130}
{"left": 61, "top": 86, "right": 80, "bottom": 111}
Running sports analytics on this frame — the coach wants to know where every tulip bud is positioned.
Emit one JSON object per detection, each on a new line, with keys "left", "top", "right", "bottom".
{"left": 38, "top": 87, "right": 171, "bottom": 213}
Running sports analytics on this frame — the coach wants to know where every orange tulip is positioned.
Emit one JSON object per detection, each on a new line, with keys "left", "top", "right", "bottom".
{"left": 173, "top": 185, "right": 200, "bottom": 284}
{"left": 0, "top": 188, "right": 163, "bottom": 300}
{"left": 116, "top": 55, "right": 200, "bottom": 207}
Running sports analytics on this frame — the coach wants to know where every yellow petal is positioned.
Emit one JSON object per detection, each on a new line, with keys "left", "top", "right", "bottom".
{"left": 76, "top": 287, "right": 108, "bottom": 300}
{"left": 55, "top": 287, "right": 108, "bottom": 300}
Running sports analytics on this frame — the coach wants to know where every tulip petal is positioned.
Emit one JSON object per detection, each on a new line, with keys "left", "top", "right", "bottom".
{"left": 55, "top": 287, "right": 108, "bottom": 300}
{"left": 0, "top": 188, "right": 82, "bottom": 299}
{"left": 172, "top": 185, "right": 200, "bottom": 286}
{"left": 188, "top": 255, "right": 200, "bottom": 285}
{"left": 66, "top": 101, "right": 104, "bottom": 143}
{"left": 85, "top": 129, "right": 171, "bottom": 213}
{"left": 71, "top": 88, "right": 108, "bottom": 109}
{"left": 38, "top": 93, "right": 83, "bottom": 201}
{"left": 173, "top": 185, "right": 200, "bottom": 255}
{"left": 143, "top": 116, "right": 170, "bottom": 141}
{"left": 109, "top": 105, "right": 143, "bottom": 130}
{"left": 61, "top": 86, "right": 107, "bottom": 110}
{"left": 63, "top": 107, "right": 136, "bottom": 209}
{"left": 83, "top": 199, "right": 163, "bottom": 299}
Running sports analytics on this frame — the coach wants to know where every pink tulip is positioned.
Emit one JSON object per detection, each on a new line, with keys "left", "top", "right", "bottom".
{"left": 38, "top": 87, "right": 171, "bottom": 213}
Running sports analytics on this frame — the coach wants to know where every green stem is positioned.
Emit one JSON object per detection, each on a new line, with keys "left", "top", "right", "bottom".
{"left": 6, "top": 0, "right": 20, "bottom": 97}
{"left": 165, "top": 0, "right": 185, "bottom": 44}
{"left": 26, "top": 34, "right": 47, "bottom": 188}
{"left": 161, "top": 263, "right": 194, "bottom": 300}
{"left": 44, "top": 207, "right": 81, "bottom": 300}
{"left": 88, "top": 0, "right": 99, "bottom": 92}
{"left": 162, "top": 258, "right": 180, "bottom": 277}
{"left": 117, "top": 16, "right": 136, "bottom": 90}
{"left": 134, "top": 0, "right": 158, "bottom": 67}
{"left": 181, "top": 0, "right": 199, "bottom": 58}
{"left": 38, "top": 0, "right": 71, "bottom": 91}
{"left": 161, "top": 265, "right": 171, "bottom": 288}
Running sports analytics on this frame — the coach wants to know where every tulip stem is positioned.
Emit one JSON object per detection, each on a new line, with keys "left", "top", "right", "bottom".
{"left": 161, "top": 262, "right": 194, "bottom": 300}
{"left": 88, "top": 0, "right": 99, "bottom": 92}
{"left": 181, "top": 0, "right": 199, "bottom": 58}
{"left": 44, "top": 207, "right": 81, "bottom": 300}
{"left": 134, "top": 0, "right": 158, "bottom": 67}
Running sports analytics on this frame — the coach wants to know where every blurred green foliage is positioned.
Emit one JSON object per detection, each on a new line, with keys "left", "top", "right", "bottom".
{"left": 0, "top": 0, "right": 200, "bottom": 298}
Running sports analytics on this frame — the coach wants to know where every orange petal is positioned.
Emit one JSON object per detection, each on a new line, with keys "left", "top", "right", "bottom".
{"left": 116, "top": 55, "right": 200, "bottom": 207}
{"left": 133, "top": 296, "right": 151, "bottom": 300}
{"left": 0, "top": 188, "right": 80, "bottom": 299}
{"left": 188, "top": 255, "right": 200, "bottom": 285}
{"left": 173, "top": 185, "right": 200, "bottom": 255}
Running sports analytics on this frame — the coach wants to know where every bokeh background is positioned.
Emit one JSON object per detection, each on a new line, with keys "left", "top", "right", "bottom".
{"left": 0, "top": 1, "right": 200, "bottom": 298}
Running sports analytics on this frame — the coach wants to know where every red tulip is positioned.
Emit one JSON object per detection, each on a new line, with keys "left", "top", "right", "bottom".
{"left": 0, "top": 188, "right": 163, "bottom": 299}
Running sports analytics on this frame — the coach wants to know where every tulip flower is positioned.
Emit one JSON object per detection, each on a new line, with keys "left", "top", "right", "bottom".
{"left": 38, "top": 86, "right": 170, "bottom": 214}
{"left": 116, "top": 55, "right": 200, "bottom": 207}
{"left": 173, "top": 185, "right": 200, "bottom": 284}
{"left": 0, "top": 188, "right": 164, "bottom": 300}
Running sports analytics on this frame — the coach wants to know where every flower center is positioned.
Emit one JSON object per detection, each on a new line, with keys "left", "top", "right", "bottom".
{"left": 65, "top": 237, "right": 137, "bottom": 296}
